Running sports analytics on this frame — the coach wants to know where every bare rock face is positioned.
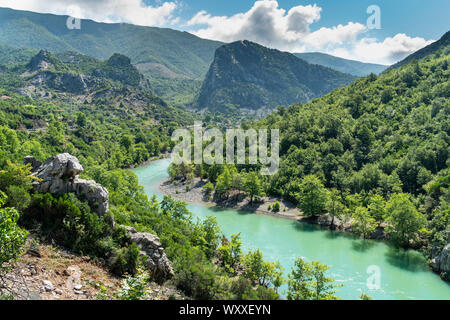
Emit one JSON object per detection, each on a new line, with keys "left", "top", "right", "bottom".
{"left": 26, "top": 154, "right": 109, "bottom": 215}
{"left": 431, "top": 244, "right": 450, "bottom": 279}
{"left": 124, "top": 226, "right": 174, "bottom": 283}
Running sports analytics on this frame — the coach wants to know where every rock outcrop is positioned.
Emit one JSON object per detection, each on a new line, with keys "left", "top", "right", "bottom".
{"left": 431, "top": 244, "right": 450, "bottom": 280}
{"left": 124, "top": 226, "right": 174, "bottom": 283}
{"left": 24, "top": 153, "right": 174, "bottom": 283}
{"left": 26, "top": 153, "right": 109, "bottom": 215}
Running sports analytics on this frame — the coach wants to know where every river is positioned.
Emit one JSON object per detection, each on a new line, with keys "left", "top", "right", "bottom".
{"left": 132, "top": 158, "right": 450, "bottom": 300}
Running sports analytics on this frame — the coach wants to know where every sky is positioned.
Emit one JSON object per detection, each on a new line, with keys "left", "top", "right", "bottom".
{"left": 0, "top": 0, "right": 448, "bottom": 65}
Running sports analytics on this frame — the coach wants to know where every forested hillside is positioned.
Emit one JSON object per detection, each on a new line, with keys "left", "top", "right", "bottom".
{"left": 0, "top": 7, "right": 222, "bottom": 80}
{"left": 176, "top": 38, "right": 450, "bottom": 280}
{"left": 389, "top": 31, "right": 449, "bottom": 70}
{"left": 0, "top": 44, "right": 298, "bottom": 301}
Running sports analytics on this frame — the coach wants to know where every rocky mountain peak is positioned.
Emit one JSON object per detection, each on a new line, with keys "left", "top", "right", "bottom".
{"left": 26, "top": 50, "right": 55, "bottom": 72}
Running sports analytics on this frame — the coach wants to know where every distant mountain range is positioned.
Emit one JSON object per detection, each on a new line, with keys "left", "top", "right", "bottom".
{"left": 196, "top": 41, "right": 356, "bottom": 115}
{"left": 0, "top": 7, "right": 391, "bottom": 83}
{"left": 0, "top": 7, "right": 222, "bottom": 80}
{"left": 294, "top": 52, "right": 387, "bottom": 76}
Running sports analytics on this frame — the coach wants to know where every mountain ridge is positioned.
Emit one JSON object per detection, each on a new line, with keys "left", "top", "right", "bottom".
{"left": 294, "top": 52, "right": 388, "bottom": 76}
{"left": 196, "top": 40, "right": 356, "bottom": 116}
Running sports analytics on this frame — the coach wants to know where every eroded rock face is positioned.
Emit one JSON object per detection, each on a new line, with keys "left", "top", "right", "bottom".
{"left": 26, "top": 154, "right": 109, "bottom": 215}
{"left": 431, "top": 244, "right": 450, "bottom": 279}
{"left": 124, "top": 226, "right": 174, "bottom": 283}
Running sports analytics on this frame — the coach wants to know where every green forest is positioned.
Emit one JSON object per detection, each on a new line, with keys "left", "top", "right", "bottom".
{"left": 171, "top": 45, "right": 450, "bottom": 281}
{"left": 0, "top": 6, "right": 448, "bottom": 302}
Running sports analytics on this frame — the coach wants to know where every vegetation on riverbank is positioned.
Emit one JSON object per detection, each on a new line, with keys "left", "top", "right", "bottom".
{"left": 169, "top": 46, "right": 450, "bottom": 280}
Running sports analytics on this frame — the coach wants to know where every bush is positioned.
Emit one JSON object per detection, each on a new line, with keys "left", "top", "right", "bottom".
{"left": 0, "top": 192, "right": 28, "bottom": 272}
{"left": 273, "top": 201, "right": 281, "bottom": 212}
{"left": 109, "top": 242, "right": 141, "bottom": 276}
{"left": 116, "top": 267, "right": 150, "bottom": 300}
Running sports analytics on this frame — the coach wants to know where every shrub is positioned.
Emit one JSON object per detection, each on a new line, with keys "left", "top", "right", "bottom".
{"left": 0, "top": 192, "right": 28, "bottom": 272}
{"left": 109, "top": 242, "right": 141, "bottom": 276}
{"left": 116, "top": 267, "right": 150, "bottom": 300}
{"left": 273, "top": 201, "right": 281, "bottom": 212}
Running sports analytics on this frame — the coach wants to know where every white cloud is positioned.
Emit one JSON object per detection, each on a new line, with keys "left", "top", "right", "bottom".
{"left": 0, "top": 0, "right": 434, "bottom": 64}
{"left": 303, "top": 23, "right": 368, "bottom": 49}
{"left": 187, "top": 0, "right": 322, "bottom": 51}
{"left": 328, "top": 34, "right": 435, "bottom": 65}
{"left": 187, "top": 0, "right": 433, "bottom": 65}
{"left": 0, "top": 0, "right": 179, "bottom": 26}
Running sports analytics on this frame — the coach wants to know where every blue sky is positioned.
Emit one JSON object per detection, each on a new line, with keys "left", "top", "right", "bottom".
{"left": 171, "top": 0, "right": 449, "bottom": 40}
{"left": 0, "top": 0, "right": 448, "bottom": 64}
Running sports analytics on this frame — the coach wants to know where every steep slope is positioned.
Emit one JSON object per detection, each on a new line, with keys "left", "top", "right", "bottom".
{"left": 0, "top": 7, "right": 223, "bottom": 79}
{"left": 196, "top": 40, "right": 356, "bottom": 115}
{"left": 247, "top": 41, "right": 449, "bottom": 278}
{"left": 294, "top": 52, "right": 387, "bottom": 76}
{"left": 0, "top": 49, "right": 196, "bottom": 125}
{"left": 389, "top": 31, "right": 449, "bottom": 70}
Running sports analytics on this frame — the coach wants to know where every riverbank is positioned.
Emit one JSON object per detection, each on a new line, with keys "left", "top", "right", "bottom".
{"left": 159, "top": 177, "right": 450, "bottom": 281}
{"left": 128, "top": 153, "right": 170, "bottom": 169}
{"left": 159, "top": 178, "right": 401, "bottom": 243}
{"left": 160, "top": 178, "right": 304, "bottom": 221}
{"left": 133, "top": 158, "right": 450, "bottom": 296}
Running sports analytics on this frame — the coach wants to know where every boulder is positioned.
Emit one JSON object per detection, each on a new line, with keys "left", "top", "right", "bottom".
{"left": 124, "top": 226, "right": 174, "bottom": 283}
{"left": 27, "top": 154, "right": 109, "bottom": 215}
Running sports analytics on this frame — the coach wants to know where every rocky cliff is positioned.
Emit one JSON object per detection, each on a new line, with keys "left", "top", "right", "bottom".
{"left": 431, "top": 244, "right": 450, "bottom": 280}
{"left": 196, "top": 40, "right": 356, "bottom": 115}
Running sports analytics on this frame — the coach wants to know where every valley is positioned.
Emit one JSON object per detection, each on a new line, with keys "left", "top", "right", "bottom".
{"left": 0, "top": 5, "right": 448, "bottom": 303}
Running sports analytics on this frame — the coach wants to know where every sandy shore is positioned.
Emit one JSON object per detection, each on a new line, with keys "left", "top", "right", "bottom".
{"left": 159, "top": 178, "right": 305, "bottom": 221}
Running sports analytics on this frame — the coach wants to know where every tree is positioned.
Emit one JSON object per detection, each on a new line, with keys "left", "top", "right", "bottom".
{"left": 194, "top": 164, "right": 203, "bottom": 180}
{"left": 352, "top": 207, "right": 377, "bottom": 239}
{"left": 368, "top": 195, "right": 386, "bottom": 222}
{"left": 215, "top": 166, "right": 232, "bottom": 199}
{"left": 287, "top": 258, "right": 341, "bottom": 300}
{"left": 296, "top": 175, "right": 328, "bottom": 216}
{"left": 326, "top": 189, "right": 346, "bottom": 228}
{"left": 76, "top": 112, "right": 88, "bottom": 127}
{"left": 385, "top": 193, "right": 427, "bottom": 246}
{"left": 120, "top": 134, "right": 134, "bottom": 151}
{"left": 0, "top": 192, "right": 28, "bottom": 272}
{"left": 218, "top": 233, "right": 242, "bottom": 273}
{"left": 243, "top": 171, "right": 264, "bottom": 204}
{"left": 202, "top": 216, "right": 220, "bottom": 259}
{"left": 202, "top": 182, "right": 214, "bottom": 197}
{"left": 243, "top": 249, "right": 284, "bottom": 290}
{"left": 231, "top": 169, "right": 243, "bottom": 194}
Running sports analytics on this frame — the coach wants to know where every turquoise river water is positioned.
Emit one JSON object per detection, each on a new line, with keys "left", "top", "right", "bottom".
{"left": 133, "top": 158, "right": 449, "bottom": 300}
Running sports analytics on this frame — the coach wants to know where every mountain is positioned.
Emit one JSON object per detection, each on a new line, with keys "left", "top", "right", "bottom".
{"left": 389, "top": 31, "right": 450, "bottom": 70}
{"left": 294, "top": 52, "right": 387, "bottom": 76}
{"left": 0, "top": 7, "right": 223, "bottom": 79}
{"left": 196, "top": 40, "right": 356, "bottom": 115}
{"left": 0, "top": 49, "right": 181, "bottom": 120}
